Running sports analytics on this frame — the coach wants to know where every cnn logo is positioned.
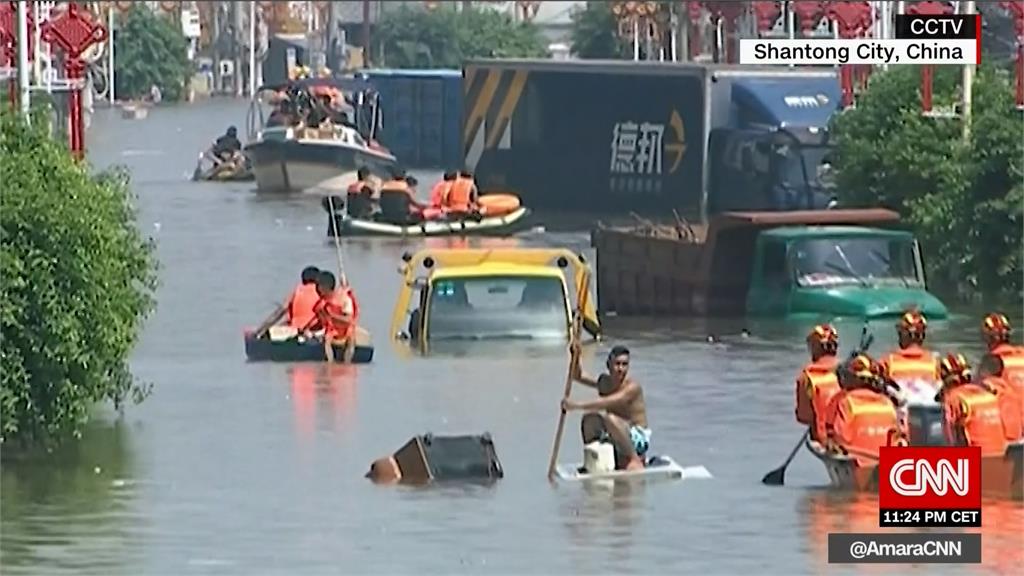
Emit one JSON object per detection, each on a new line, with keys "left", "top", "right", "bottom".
{"left": 879, "top": 447, "right": 982, "bottom": 510}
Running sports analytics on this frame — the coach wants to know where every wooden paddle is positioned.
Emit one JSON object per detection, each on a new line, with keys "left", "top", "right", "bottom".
{"left": 546, "top": 271, "right": 591, "bottom": 481}
{"left": 191, "top": 152, "right": 204, "bottom": 181}
{"left": 761, "top": 324, "right": 874, "bottom": 486}
{"left": 253, "top": 302, "right": 288, "bottom": 339}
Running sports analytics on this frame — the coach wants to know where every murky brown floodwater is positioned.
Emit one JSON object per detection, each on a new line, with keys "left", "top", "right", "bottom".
{"left": 2, "top": 100, "right": 1021, "bottom": 575}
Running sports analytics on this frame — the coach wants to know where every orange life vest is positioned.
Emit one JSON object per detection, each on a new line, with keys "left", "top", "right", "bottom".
{"left": 429, "top": 181, "right": 453, "bottom": 208}
{"left": 317, "top": 290, "right": 355, "bottom": 339}
{"left": 943, "top": 383, "right": 1008, "bottom": 456}
{"left": 883, "top": 346, "right": 939, "bottom": 396}
{"left": 795, "top": 356, "right": 839, "bottom": 442}
{"left": 982, "top": 375, "right": 1024, "bottom": 442}
{"left": 287, "top": 283, "right": 321, "bottom": 330}
{"left": 827, "top": 388, "right": 900, "bottom": 465}
{"left": 446, "top": 177, "right": 474, "bottom": 211}
{"left": 991, "top": 343, "right": 1024, "bottom": 393}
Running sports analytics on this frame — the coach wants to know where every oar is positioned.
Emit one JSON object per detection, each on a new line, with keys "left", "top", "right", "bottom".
{"left": 326, "top": 194, "right": 347, "bottom": 286}
{"left": 762, "top": 429, "right": 810, "bottom": 486}
{"left": 253, "top": 302, "right": 288, "bottom": 339}
{"left": 546, "top": 271, "right": 590, "bottom": 481}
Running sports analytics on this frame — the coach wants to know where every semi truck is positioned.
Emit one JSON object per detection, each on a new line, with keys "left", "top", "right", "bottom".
{"left": 462, "top": 59, "right": 843, "bottom": 218}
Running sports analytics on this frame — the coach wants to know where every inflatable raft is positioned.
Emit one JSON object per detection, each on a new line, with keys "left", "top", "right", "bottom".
{"left": 243, "top": 326, "right": 374, "bottom": 363}
{"left": 554, "top": 455, "right": 712, "bottom": 483}
{"left": 325, "top": 193, "right": 532, "bottom": 238}
{"left": 806, "top": 437, "right": 1023, "bottom": 499}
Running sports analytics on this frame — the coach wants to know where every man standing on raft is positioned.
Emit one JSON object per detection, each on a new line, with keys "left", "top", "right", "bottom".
{"left": 562, "top": 345, "right": 650, "bottom": 471}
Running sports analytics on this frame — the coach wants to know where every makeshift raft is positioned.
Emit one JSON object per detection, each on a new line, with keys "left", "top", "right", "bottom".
{"left": 554, "top": 455, "right": 712, "bottom": 483}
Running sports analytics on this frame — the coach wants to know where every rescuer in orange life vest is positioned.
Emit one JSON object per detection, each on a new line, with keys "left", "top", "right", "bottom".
{"left": 795, "top": 324, "right": 841, "bottom": 444}
{"left": 445, "top": 170, "right": 480, "bottom": 215}
{"left": 345, "top": 167, "right": 375, "bottom": 219}
{"left": 935, "top": 353, "right": 1011, "bottom": 456}
{"left": 880, "top": 310, "right": 940, "bottom": 398}
{"left": 824, "top": 354, "right": 903, "bottom": 464}
{"left": 980, "top": 313, "right": 1024, "bottom": 397}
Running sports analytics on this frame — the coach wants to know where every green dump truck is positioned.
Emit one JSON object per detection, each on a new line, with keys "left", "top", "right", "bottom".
{"left": 591, "top": 209, "right": 948, "bottom": 319}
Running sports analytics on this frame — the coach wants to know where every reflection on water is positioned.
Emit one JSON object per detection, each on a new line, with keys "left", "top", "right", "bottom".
{"left": 1, "top": 101, "right": 1021, "bottom": 574}
{"left": 288, "top": 363, "right": 359, "bottom": 442}
{"left": 0, "top": 419, "right": 140, "bottom": 576}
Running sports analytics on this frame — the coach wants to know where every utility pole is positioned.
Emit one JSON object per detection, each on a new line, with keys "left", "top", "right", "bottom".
{"left": 362, "top": 0, "right": 371, "bottom": 67}
{"left": 17, "top": 0, "right": 30, "bottom": 117}
{"left": 213, "top": 2, "right": 222, "bottom": 94}
{"left": 248, "top": 0, "right": 256, "bottom": 97}
{"left": 961, "top": 0, "right": 975, "bottom": 142}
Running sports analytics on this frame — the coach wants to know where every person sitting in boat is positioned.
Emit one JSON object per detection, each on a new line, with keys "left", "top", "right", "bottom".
{"left": 981, "top": 313, "right": 1024, "bottom": 397}
{"left": 977, "top": 354, "right": 1024, "bottom": 441}
{"left": 879, "top": 310, "right": 940, "bottom": 401}
{"left": 208, "top": 126, "right": 243, "bottom": 169}
{"left": 346, "top": 167, "right": 376, "bottom": 219}
{"left": 286, "top": 266, "right": 322, "bottom": 330}
{"left": 824, "top": 354, "right": 902, "bottom": 464}
{"left": 379, "top": 172, "right": 427, "bottom": 224}
{"left": 309, "top": 271, "right": 357, "bottom": 364}
{"left": 429, "top": 171, "right": 457, "bottom": 210}
{"left": 795, "top": 324, "right": 841, "bottom": 444}
{"left": 562, "top": 345, "right": 650, "bottom": 472}
{"left": 935, "top": 353, "right": 1011, "bottom": 456}
{"left": 444, "top": 170, "right": 481, "bottom": 218}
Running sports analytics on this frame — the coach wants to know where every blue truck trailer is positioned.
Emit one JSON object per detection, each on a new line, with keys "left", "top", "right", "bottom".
{"left": 362, "top": 69, "right": 463, "bottom": 169}
{"left": 461, "top": 59, "right": 843, "bottom": 218}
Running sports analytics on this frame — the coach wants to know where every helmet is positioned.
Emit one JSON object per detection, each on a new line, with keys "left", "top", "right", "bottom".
{"left": 846, "top": 354, "right": 877, "bottom": 381}
{"left": 897, "top": 310, "right": 927, "bottom": 335}
{"left": 807, "top": 324, "right": 838, "bottom": 345}
{"left": 982, "top": 313, "right": 1012, "bottom": 340}
{"left": 939, "top": 353, "right": 971, "bottom": 385}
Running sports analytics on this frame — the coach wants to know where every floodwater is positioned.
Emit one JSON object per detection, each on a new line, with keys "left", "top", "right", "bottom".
{"left": 1, "top": 100, "right": 1021, "bottom": 575}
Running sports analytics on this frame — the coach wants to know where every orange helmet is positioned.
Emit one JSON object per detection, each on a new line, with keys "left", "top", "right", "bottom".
{"left": 939, "top": 353, "right": 972, "bottom": 385}
{"left": 807, "top": 324, "right": 838, "bottom": 347}
{"left": 981, "top": 313, "right": 1011, "bottom": 340}
{"left": 897, "top": 310, "right": 927, "bottom": 335}
{"left": 847, "top": 354, "right": 879, "bottom": 381}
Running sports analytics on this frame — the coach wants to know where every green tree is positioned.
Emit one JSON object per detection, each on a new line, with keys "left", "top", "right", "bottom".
{"left": 0, "top": 111, "right": 158, "bottom": 444}
{"left": 569, "top": 1, "right": 627, "bottom": 59}
{"left": 114, "top": 6, "right": 191, "bottom": 101}
{"left": 832, "top": 65, "right": 1022, "bottom": 301}
{"left": 377, "top": 5, "right": 547, "bottom": 69}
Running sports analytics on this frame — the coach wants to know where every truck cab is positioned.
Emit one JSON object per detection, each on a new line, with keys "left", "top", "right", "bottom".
{"left": 746, "top": 226, "right": 948, "bottom": 319}
{"left": 391, "top": 248, "right": 601, "bottom": 351}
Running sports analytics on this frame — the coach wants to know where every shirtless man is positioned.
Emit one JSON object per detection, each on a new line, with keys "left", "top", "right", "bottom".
{"left": 562, "top": 345, "right": 650, "bottom": 471}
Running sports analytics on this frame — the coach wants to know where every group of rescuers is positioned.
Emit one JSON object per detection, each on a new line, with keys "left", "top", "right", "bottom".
{"left": 795, "top": 310, "right": 1024, "bottom": 463}
{"left": 270, "top": 266, "right": 361, "bottom": 363}
{"left": 343, "top": 167, "right": 482, "bottom": 223}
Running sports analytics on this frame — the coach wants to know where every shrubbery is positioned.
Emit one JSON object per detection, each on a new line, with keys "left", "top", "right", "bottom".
{"left": 377, "top": 5, "right": 548, "bottom": 68}
{"left": 0, "top": 111, "right": 158, "bottom": 444}
{"left": 114, "top": 6, "right": 191, "bottom": 101}
{"left": 832, "top": 65, "right": 1022, "bottom": 301}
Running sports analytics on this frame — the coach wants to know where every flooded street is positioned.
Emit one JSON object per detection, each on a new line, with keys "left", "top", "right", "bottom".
{"left": 2, "top": 100, "right": 1021, "bottom": 575}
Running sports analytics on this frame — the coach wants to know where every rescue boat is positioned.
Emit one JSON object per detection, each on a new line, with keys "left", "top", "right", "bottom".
{"left": 243, "top": 326, "right": 374, "bottom": 363}
{"left": 806, "top": 438, "right": 1023, "bottom": 499}
{"left": 324, "top": 193, "right": 532, "bottom": 238}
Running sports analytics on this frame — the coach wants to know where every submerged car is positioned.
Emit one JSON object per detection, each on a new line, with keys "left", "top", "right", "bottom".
{"left": 390, "top": 248, "right": 601, "bottom": 349}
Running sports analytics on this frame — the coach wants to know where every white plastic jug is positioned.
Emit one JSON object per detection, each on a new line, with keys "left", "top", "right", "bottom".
{"left": 583, "top": 442, "right": 615, "bottom": 474}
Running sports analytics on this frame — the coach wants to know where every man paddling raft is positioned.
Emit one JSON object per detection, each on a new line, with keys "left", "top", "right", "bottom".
{"left": 562, "top": 345, "right": 651, "bottom": 472}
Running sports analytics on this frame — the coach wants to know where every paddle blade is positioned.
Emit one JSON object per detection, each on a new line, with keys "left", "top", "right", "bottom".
{"left": 680, "top": 465, "right": 713, "bottom": 480}
{"left": 761, "top": 466, "right": 786, "bottom": 486}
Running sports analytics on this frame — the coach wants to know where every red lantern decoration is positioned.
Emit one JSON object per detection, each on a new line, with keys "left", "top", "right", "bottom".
{"left": 825, "top": 1, "right": 872, "bottom": 108}
{"left": 41, "top": 2, "right": 108, "bottom": 159}
{"left": 115, "top": 1, "right": 133, "bottom": 13}
{"left": 1002, "top": 1, "right": 1024, "bottom": 109}
{"left": 905, "top": 1, "right": 955, "bottom": 114}
{"left": 791, "top": 1, "right": 824, "bottom": 36}
{"left": 159, "top": 1, "right": 177, "bottom": 12}
{"left": 752, "top": 1, "right": 782, "bottom": 35}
